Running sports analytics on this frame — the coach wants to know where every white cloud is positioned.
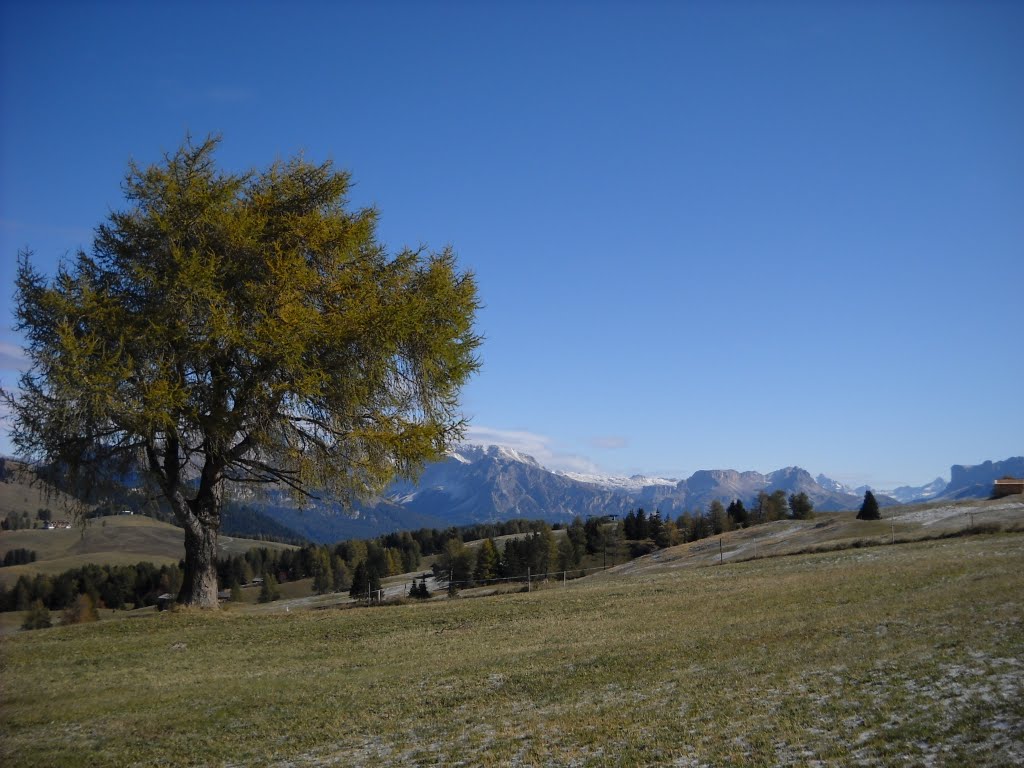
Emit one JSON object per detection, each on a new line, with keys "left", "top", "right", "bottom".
{"left": 0, "top": 342, "right": 28, "bottom": 371}
{"left": 463, "top": 425, "right": 602, "bottom": 474}
{"left": 0, "top": 399, "right": 14, "bottom": 457}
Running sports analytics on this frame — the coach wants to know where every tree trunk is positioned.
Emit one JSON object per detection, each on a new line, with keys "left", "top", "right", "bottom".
{"left": 171, "top": 452, "right": 226, "bottom": 608}
{"left": 146, "top": 439, "right": 224, "bottom": 608}
{"left": 178, "top": 518, "right": 220, "bottom": 607}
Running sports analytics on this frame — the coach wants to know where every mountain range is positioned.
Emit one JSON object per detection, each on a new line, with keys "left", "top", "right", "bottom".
{"left": 247, "top": 447, "right": 1023, "bottom": 543}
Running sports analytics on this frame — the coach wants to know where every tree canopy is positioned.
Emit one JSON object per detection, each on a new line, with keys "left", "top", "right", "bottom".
{"left": 3, "top": 137, "right": 481, "bottom": 607}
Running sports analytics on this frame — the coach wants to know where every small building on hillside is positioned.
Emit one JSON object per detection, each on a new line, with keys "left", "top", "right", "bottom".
{"left": 993, "top": 478, "right": 1024, "bottom": 498}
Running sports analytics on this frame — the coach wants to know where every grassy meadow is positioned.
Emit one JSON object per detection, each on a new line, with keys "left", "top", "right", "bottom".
{"left": 0, "top": 515, "right": 295, "bottom": 589}
{"left": 2, "top": 529, "right": 1022, "bottom": 767}
{"left": 0, "top": 468, "right": 80, "bottom": 521}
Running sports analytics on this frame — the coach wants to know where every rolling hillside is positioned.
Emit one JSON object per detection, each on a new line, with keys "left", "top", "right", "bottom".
{"left": 0, "top": 514, "right": 295, "bottom": 588}
{"left": 2, "top": 514, "right": 1022, "bottom": 766}
{"left": 0, "top": 465, "right": 80, "bottom": 521}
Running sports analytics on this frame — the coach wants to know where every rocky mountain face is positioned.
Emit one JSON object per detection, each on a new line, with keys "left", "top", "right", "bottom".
{"left": 853, "top": 458, "right": 1024, "bottom": 504}
{"left": 938, "top": 457, "right": 1024, "bottom": 500}
{"left": 637, "top": 466, "right": 871, "bottom": 517}
{"left": 385, "top": 453, "right": 882, "bottom": 528}
{"left": 253, "top": 446, "right": 899, "bottom": 542}
{"left": 248, "top": 446, "right": 1021, "bottom": 542}
{"left": 885, "top": 477, "right": 948, "bottom": 503}
{"left": 384, "top": 445, "right": 636, "bottom": 525}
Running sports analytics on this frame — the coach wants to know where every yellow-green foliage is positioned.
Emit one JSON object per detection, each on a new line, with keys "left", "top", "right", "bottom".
{"left": 59, "top": 593, "right": 98, "bottom": 625}
{"left": 2, "top": 534, "right": 1021, "bottom": 766}
{"left": 7, "top": 136, "right": 481, "bottom": 503}
{"left": 5, "top": 136, "right": 480, "bottom": 605}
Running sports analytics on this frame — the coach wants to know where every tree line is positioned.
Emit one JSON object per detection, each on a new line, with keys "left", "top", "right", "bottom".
{"left": 1, "top": 548, "right": 37, "bottom": 567}
{"left": 1, "top": 517, "right": 565, "bottom": 615}
{"left": 620, "top": 491, "right": 816, "bottom": 551}
{"left": 429, "top": 518, "right": 594, "bottom": 591}
{"left": 0, "top": 561, "right": 183, "bottom": 613}
{"left": 225, "top": 518, "right": 565, "bottom": 602}
{"left": 4, "top": 493, "right": 824, "bottom": 616}
{"left": 2, "top": 510, "right": 52, "bottom": 531}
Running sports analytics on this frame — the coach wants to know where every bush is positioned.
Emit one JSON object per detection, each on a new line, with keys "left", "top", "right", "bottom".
{"left": 628, "top": 541, "right": 657, "bottom": 558}
{"left": 22, "top": 599, "right": 52, "bottom": 630}
{"left": 62, "top": 593, "right": 99, "bottom": 625}
{"left": 410, "top": 579, "right": 431, "bottom": 599}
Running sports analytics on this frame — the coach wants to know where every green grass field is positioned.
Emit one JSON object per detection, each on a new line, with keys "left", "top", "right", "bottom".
{"left": 2, "top": 527, "right": 1021, "bottom": 767}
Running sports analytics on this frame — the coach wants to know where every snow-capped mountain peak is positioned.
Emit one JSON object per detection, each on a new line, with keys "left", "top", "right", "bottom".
{"left": 449, "top": 443, "right": 541, "bottom": 468}
{"left": 555, "top": 471, "right": 677, "bottom": 492}
{"left": 815, "top": 473, "right": 856, "bottom": 494}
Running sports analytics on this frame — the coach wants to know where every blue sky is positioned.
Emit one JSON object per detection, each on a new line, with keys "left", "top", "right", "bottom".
{"left": 1, "top": 1, "right": 1021, "bottom": 488}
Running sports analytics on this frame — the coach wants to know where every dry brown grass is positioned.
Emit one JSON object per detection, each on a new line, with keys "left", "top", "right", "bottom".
{"left": 2, "top": 530, "right": 1022, "bottom": 767}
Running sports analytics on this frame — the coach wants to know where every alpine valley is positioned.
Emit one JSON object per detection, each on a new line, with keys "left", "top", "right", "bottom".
{"left": 235, "top": 447, "right": 1024, "bottom": 543}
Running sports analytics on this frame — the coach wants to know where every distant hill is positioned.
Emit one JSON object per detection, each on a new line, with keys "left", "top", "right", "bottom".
{"left": 0, "top": 461, "right": 82, "bottom": 522}
{"left": 220, "top": 502, "right": 308, "bottom": 544}
{"left": 1, "top": 457, "right": 306, "bottom": 545}
{"left": 0, "top": 514, "right": 296, "bottom": 588}
{"left": 0, "top": 466, "right": 299, "bottom": 587}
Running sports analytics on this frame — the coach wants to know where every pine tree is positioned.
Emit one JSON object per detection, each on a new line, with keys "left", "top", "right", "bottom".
{"left": 857, "top": 490, "right": 881, "bottom": 520}
{"left": 556, "top": 536, "right": 576, "bottom": 570}
{"left": 258, "top": 574, "right": 280, "bottom": 603}
{"left": 655, "top": 520, "right": 679, "bottom": 549}
{"left": 648, "top": 511, "right": 664, "bottom": 544}
{"left": 411, "top": 578, "right": 430, "bottom": 599}
{"left": 367, "top": 566, "right": 382, "bottom": 597}
{"left": 473, "top": 538, "right": 499, "bottom": 582}
{"left": 768, "top": 490, "right": 790, "bottom": 521}
{"left": 311, "top": 549, "right": 333, "bottom": 595}
{"left": 635, "top": 509, "right": 649, "bottom": 540}
{"left": 583, "top": 517, "right": 606, "bottom": 554}
{"left": 708, "top": 500, "right": 727, "bottom": 535}
{"left": 331, "top": 556, "right": 350, "bottom": 592}
{"left": 789, "top": 492, "right": 814, "bottom": 520}
{"left": 623, "top": 510, "right": 638, "bottom": 540}
{"left": 566, "top": 517, "right": 586, "bottom": 563}
{"left": 349, "top": 561, "right": 369, "bottom": 598}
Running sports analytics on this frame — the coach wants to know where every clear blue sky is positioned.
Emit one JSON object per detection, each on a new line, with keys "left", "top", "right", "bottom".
{"left": 1, "top": 1, "right": 1021, "bottom": 488}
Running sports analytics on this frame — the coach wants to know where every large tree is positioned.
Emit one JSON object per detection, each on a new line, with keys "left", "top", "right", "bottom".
{"left": 4, "top": 138, "right": 481, "bottom": 607}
